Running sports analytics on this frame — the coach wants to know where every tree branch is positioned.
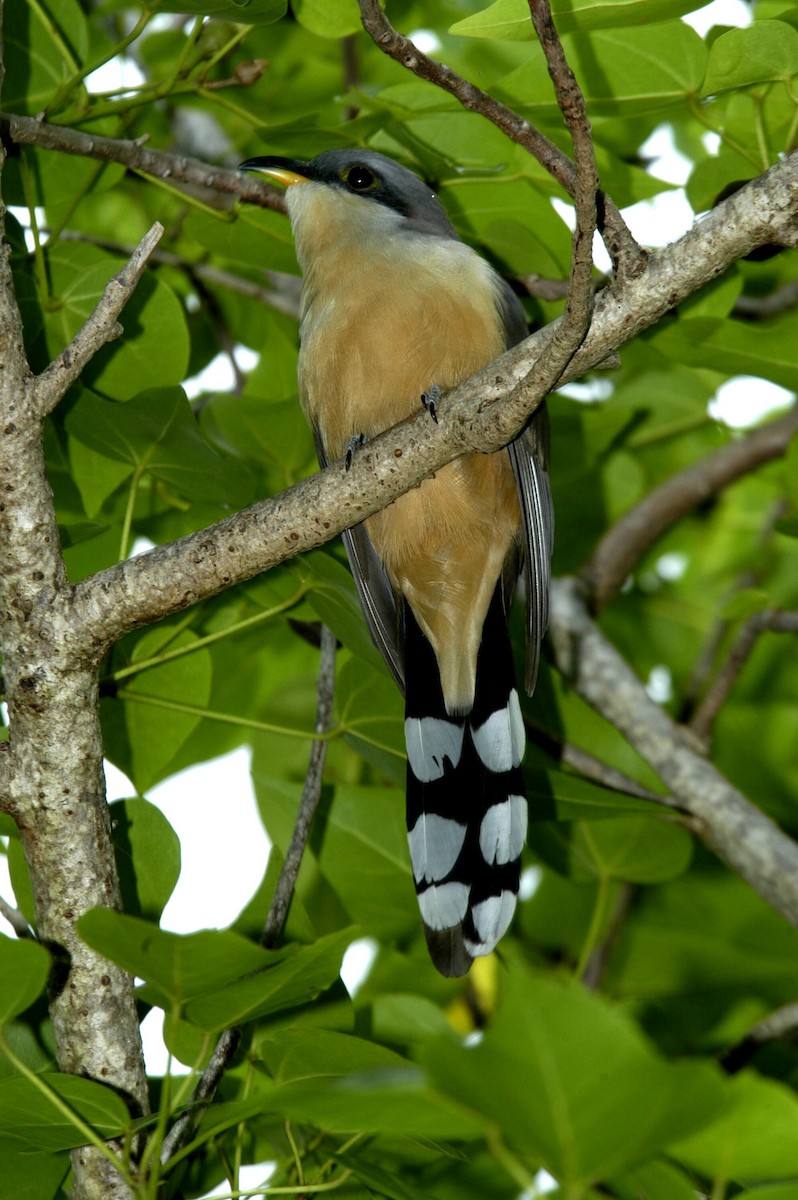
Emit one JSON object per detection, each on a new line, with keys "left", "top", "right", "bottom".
{"left": 1, "top": 112, "right": 287, "bottom": 212}
{"left": 549, "top": 578, "right": 798, "bottom": 930}
{"left": 734, "top": 276, "right": 798, "bottom": 319}
{"left": 357, "top": 0, "right": 643, "bottom": 275}
{"left": 689, "top": 609, "right": 798, "bottom": 745}
{"left": 33, "top": 223, "right": 164, "bottom": 417}
{"left": 582, "top": 404, "right": 798, "bottom": 612}
{"left": 67, "top": 152, "right": 798, "bottom": 656}
{"left": 720, "top": 1000, "right": 798, "bottom": 1073}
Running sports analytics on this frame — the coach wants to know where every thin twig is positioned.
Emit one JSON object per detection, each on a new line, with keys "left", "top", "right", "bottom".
{"left": 160, "top": 625, "right": 336, "bottom": 1167}
{"left": 720, "top": 1000, "right": 798, "bottom": 1074}
{"left": 0, "top": 892, "right": 34, "bottom": 938}
{"left": 356, "top": 0, "right": 643, "bottom": 276}
{"left": 511, "top": 0, "right": 597, "bottom": 393}
{"left": 690, "top": 609, "right": 798, "bottom": 744}
{"left": 2, "top": 112, "right": 286, "bottom": 213}
{"left": 261, "top": 623, "right": 336, "bottom": 947}
{"left": 582, "top": 404, "right": 798, "bottom": 612}
{"left": 734, "top": 277, "right": 798, "bottom": 319}
{"left": 681, "top": 499, "right": 788, "bottom": 716}
{"left": 32, "top": 223, "right": 164, "bottom": 416}
{"left": 581, "top": 882, "right": 635, "bottom": 991}
{"left": 525, "top": 719, "right": 681, "bottom": 808}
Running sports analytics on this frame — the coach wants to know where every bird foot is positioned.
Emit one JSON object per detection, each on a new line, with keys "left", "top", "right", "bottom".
{"left": 421, "top": 385, "right": 441, "bottom": 423}
{"left": 345, "top": 432, "right": 367, "bottom": 471}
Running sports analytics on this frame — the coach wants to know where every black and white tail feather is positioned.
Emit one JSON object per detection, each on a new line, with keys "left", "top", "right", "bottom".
{"left": 404, "top": 590, "right": 528, "bottom": 977}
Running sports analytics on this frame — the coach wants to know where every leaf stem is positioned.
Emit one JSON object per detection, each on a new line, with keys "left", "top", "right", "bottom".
{"left": 107, "top": 586, "right": 309, "bottom": 683}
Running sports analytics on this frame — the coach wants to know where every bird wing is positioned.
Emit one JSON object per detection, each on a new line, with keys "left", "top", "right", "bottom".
{"left": 508, "top": 410, "right": 554, "bottom": 694}
{"left": 312, "top": 427, "right": 405, "bottom": 691}
{"left": 494, "top": 275, "right": 554, "bottom": 695}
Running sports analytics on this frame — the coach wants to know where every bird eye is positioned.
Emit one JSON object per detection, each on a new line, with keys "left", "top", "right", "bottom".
{"left": 344, "top": 164, "right": 377, "bottom": 192}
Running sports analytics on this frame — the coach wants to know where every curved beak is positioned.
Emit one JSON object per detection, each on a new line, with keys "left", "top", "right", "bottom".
{"left": 238, "top": 156, "right": 310, "bottom": 187}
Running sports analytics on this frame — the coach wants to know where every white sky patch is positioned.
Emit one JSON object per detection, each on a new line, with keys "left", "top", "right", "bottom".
{"left": 107, "top": 749, "right": 268, "bottom": 933}
{"left": 683, "top": 0, "right": 751, "bottom": 36}
{"left": 557, "top": 377, "right": 614, "bottom": 404}
{"left": 518, "top": 1169, "right": 560, "bottom": 1198}
{"left": 655, "top": 552, "right": 689, "bottom": 582}
{"left": 183, "top": 346, "right": 260, "bottom": 400}
{"left": 8, "top": 205, "right": 46, "bottom": 252}
{"left": 519, "top": 865, "right": 543, "bottom": 902}
{"left": 202, "top": 1162, "right": 277, "bottom": 1198}
{"left": 645, "top": 665, "right": 673, "bottom": 704}
{"left": 341, "top": 937, "right": 379, "bottom": 997}
{"left": 86, "top": 56, "right": 145, "bottom": 97}
{"left": 709, "top": 377, "right": 794, "bottom": 429}
{"left": 408, "top": 28, "right": 442, "bottom": 54}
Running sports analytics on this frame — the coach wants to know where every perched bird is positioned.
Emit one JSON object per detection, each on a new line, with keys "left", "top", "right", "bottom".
{"left": 240, "top": 148, "right": 553, "bottom": 976}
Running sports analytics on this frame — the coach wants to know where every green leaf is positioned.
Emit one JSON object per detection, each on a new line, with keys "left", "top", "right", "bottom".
{"left": 293, "top": 0, "right": 362, "bottom": 38}
{"left": 565, "top": 815, "right": 693, "bottom": 884}
{"left": 110, "top": 797, "right": 181, "bottom": 922}
{"left": 532, "top": 768, "right": 660, "bottom": 821}
{"left": 702, "top": 21, "right": 798, "bottom": 95}
{"left": 65, "top": 388, "right": 254, "bottom": 509}
{"left": 32, "top": 245, "right": 189, "bottom": 399}
{"left": 452, "top": 0, "right": 703, "bottom": 40}
{"left": 610, "top": 1159, "right": 700, "bottom": 1200}
{"left": 0, "top": 938, "right": 50, "bottom": 1024}
{"left": 184, "top": 928, "right": 354, "bottom": 1030}
{"left": 253, "top": 779, "right": 415, "bottom": 938}
{"left": 0, "top": 1073, "right": 130, "bottom": 1151}
{"left": 720, "top": 588, "right": 773, "bottom": 621}
{"left": 743, "top": 1186, "right": 798, "bottom": 1200}
{"left": 652, "top": 314, "right": 798, "bottom": 391}
{"left": 151, "top": 0, "right": 286, "bottom": 20}
{"left": 3, "top": 0, "right": 88, "bottom": 113}
{"left": 673, "top": 1072, "right": 798, "bottom": 1182}
{"left": 497, "top": 22, "right": 706, "bottom": 116}
{"left": 77, "top": 910, "right": 353, "bottom": 1031}
{"left": 67, "top": 434, "right": 133, "bottom": 518}
{"left": 423, "top": 964, "right": 725, "bottom": 1186}
{"left": 248, "top": 1029, "right": 485, "bottom": 1140}
{"left": 0, "top": 1141, "right": 68, "bottom": 1200}
{"left": 120, "top": 626, "right": 213, "bottom": 791}
{"left": 77, "top": 909, "right": 270, "bottom": 1006}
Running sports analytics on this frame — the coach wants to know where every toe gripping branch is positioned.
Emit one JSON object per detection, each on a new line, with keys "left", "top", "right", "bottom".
{"left": 345, "top": 432, "right": 367, "bottom": 471}
{"left": 421, "top": 385, "right": 441, "bottom": 423}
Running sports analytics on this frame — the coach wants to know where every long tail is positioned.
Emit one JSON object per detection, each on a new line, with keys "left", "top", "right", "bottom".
{"left": 403, "top": 590, "right": 527, "bottom": 977}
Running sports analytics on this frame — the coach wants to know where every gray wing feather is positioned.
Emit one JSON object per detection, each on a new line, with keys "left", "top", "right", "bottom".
{"left": 495, "top": 277, "right": 555, "bottom": 695}
{"left": 508, "top": 411, "right": 554, "bottom": 694}
{"left": 312, "top": 428, "right": 405, "bottom": 692}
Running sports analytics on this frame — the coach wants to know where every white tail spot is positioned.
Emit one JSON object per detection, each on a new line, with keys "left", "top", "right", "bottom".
{"left": 479, "top": 795, "right": 527, "bottom": 866}
{"left": 405, "top": 716, "right": 464, "bottom": 782}
{"left": 418, "top": 881, "right": 469, "bottom": 930}
{"left": 408, "top": 813, "right": 467, "bottom": 884}
{"left": 464, "top": 891, "right": 517, "bottom": 956}
{"left": 472, "top": 689, "right": 525, "bottom": 774}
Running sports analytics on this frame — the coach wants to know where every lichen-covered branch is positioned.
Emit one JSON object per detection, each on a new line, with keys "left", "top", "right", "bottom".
{"left": 0, "top": 138, "right": 148, "bottom": 1198}
{"left": 549, "top": 578, "right": 798, "bottom": 929}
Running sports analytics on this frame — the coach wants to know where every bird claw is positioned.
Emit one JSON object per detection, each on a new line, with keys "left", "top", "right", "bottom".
{"left": 345, "top": 432, "right": 367, "bottom": 471}
{"left": 421, "top": 386, "right": 441, "bottom": 424}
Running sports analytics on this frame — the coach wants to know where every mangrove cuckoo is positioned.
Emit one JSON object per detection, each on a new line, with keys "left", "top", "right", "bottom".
{"left": 240, "top": 148, "right": 553, "bottom": 977}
